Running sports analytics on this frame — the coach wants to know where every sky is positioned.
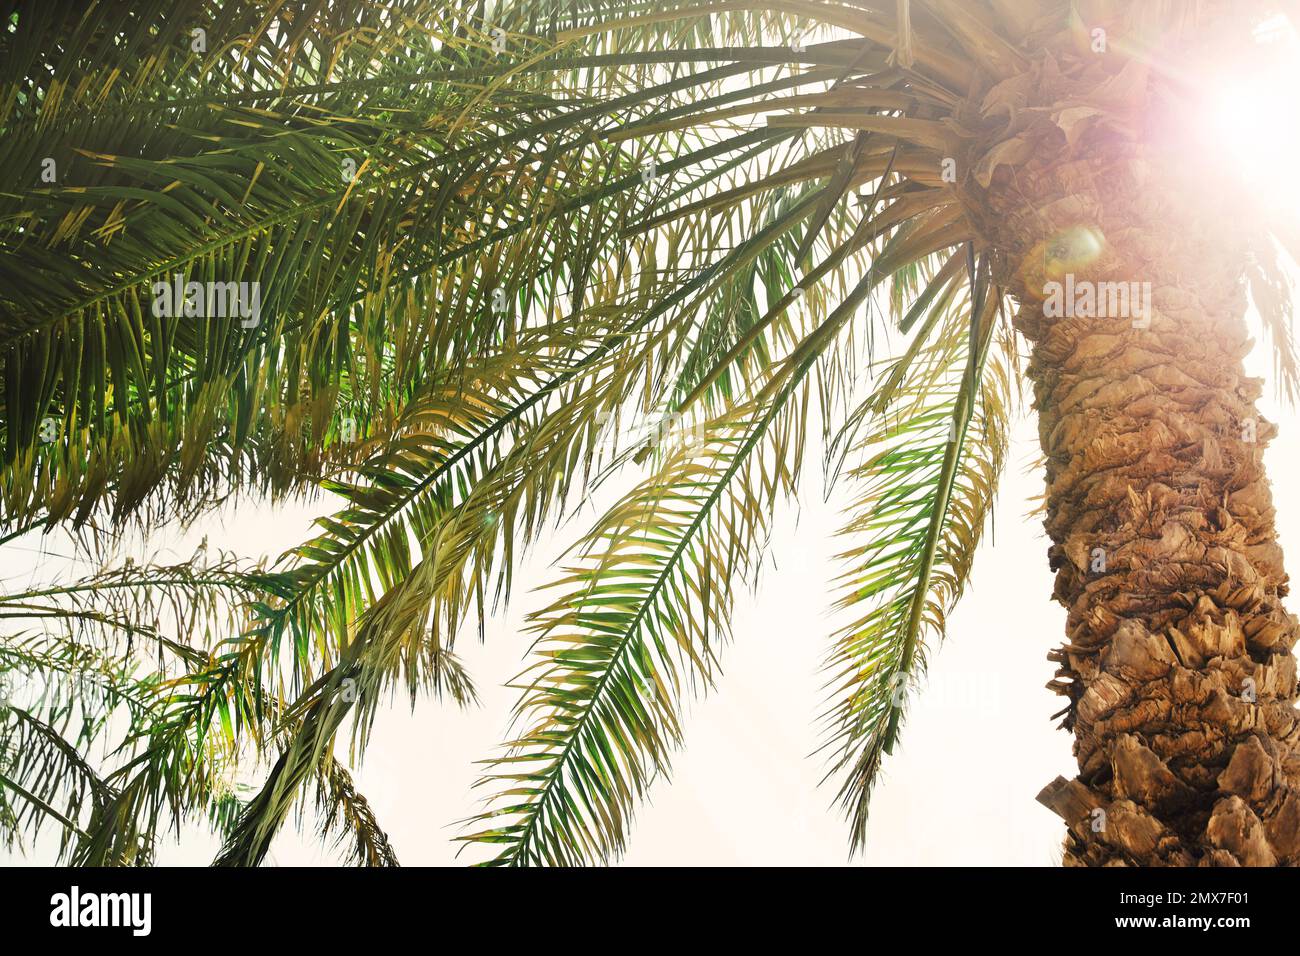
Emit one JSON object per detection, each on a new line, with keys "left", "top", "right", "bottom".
{"left": 4, "top": 304, "right": 1296, "bottom": 866}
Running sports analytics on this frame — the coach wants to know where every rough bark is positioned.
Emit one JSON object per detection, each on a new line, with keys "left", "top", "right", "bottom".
{"left": 970, "top": 127, "right": 1300, "bottom": 865}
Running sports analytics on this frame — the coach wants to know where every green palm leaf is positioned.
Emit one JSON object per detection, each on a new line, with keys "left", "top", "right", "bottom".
{"left": 463, "top": 388, "right": 805, "bottom": 865}
{"left": 821, "top": 275, "right": 1016, "bottom": 850}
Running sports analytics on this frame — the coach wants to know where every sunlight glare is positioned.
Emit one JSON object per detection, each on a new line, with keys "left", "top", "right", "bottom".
{"left": 1204, "top": 15, "right": 1300, "bottom": 214}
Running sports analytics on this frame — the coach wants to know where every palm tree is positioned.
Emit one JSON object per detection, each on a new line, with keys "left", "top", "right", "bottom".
{"left": 2, "top": 0, "right": 1297, "bottom": 866}
{"left": 0, "top": 535, "right": 406, "bottom": 865}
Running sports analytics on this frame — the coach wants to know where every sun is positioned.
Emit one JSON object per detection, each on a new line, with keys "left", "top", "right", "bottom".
{"left": 1203, "top": 15, "right": 1300, "bottom": 215}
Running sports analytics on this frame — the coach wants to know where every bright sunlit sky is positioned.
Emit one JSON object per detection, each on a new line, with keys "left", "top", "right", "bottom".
{"left": 3, "top": 11, "right": 1299, "bottom": 868}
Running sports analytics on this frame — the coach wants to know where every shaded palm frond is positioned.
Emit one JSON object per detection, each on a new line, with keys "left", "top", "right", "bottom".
{"left": 312, "top": 757, "right": 401, "bottom": 868}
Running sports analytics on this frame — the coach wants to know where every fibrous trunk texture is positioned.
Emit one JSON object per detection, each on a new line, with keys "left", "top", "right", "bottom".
{"left": 978, "top": 136, "right": 1300, "bottom": 866}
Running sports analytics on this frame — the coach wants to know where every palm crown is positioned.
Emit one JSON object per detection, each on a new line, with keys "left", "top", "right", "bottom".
{"left": 1, "top": 0, "right": 1296, "bottom": 867}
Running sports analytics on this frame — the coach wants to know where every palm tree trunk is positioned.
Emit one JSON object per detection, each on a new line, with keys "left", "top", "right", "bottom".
{"left": 979, "top": 141, "right": 1300, "bottom": 865}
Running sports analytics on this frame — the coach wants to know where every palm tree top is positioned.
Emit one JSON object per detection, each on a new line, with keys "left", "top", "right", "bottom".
{"left": 1, "top": 0, "right": 1295, "bottom": 866}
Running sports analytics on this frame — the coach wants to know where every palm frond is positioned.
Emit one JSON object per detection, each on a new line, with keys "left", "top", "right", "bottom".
{"left": 312, "top": 756, "right": 401, "bottom": 868}
{"left": 820, "top": 281, "right": 1014, "bottom": 852}
{"left": 462, "top": 388, "right": 805, "bottom": 865}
